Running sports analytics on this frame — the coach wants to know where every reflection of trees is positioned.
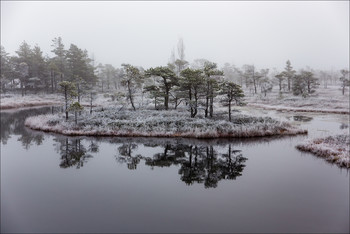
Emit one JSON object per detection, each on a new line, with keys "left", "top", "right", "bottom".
{"left": 55, "top": 138, "right": 94, "bottom": 169}
{"left": 179, "top": 145, "right": 207, "bottom": 186}
{"left": 116, "top": 143, "right": 141, "bottom": 170}
{"left": 115, "top": 141, "right": 247, "bottom": 188}
{"left": 18, "top": 132, "right": 44, "bottom": 150}
{"left": 1, "top": 107, "right": 58, "bottom": 148}
{"left": 219, "top": 145, "right": 247, "bottom": 180}
{"left": 143, "top": 144, "right": 187, "bottom": 168}
{"left": 88, "top": 140, "right": 99, "bottom": 153}
{"left": 178, "top": 145, "right": 247, "bottom": 188}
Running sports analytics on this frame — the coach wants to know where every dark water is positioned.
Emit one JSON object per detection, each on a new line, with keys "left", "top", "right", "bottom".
{"left": 1, "top": 107, "right": 349, "bottom": 233}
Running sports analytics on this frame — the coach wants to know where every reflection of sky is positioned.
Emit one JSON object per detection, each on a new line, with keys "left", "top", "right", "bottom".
{"left": 1, "top": 107, "right": 349, "bottom": 233}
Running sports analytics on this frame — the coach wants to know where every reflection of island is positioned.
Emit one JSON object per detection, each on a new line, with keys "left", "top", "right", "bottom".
{"left": 115, "top": 140, "right": 247, "bottom": 188}
{"left": 54, "top": 138, "right": 96, "bottom": 169}
{"left": 1, "top": 106, "right": 59, "bottom": 148}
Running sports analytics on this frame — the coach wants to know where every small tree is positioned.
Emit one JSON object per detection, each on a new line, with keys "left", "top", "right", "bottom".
{"left": 283, "top": 60, "right": 296, "bottom": 92}
{"left": 59, "top": 81, "right": 77, "bottom": 120}
{"left": 260, "top": 76, "right": 273, "bottom": 97}
{"left": 121, "top": 64, "right": 143, "bottom": 111}
{"left": 292, "top": 74, "right": 307, "bottom": 97}
{"left": 68, "top": 102, "right": 84, "bottom": 124}
{"left": 145, "top": 66, "right": 177, "bottom": 110}
{"left": 203, "top": 61, "right": 224, "bottom": 118}
{"left": 89, "top": 90, "right": 97, "bottom": 114}
{"left": 339, "top": 69, "right": 350, "bottom": 95}
{"left": 242, "top": 64, "right": 262, "bottom": 95}
{"left": 219, "top": 81, "right": 245, "bottom": 121}
{"left": 18, "top": 62, "right": 29, "bottom": 96}
{"left": 180, "top": 68, "right": 205, "bottom": 118}
{"left": 143, "top": 84, "right": 162, "bottom": 110}
{"left": 292, "top": 70, "right": 318, "bottom": 97}
{"left": 304, "top": 70, "right": 318, "bottom": 94}
{"left": 274, "top": 72, "right": 285, "bottom": 92}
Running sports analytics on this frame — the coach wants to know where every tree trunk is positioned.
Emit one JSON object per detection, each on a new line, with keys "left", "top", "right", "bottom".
{"left": 77, "top": 84, "right": 82, "bottom": 116}
{"left": 75, "top": 111, "right": 77, "bottom": 124}
{"left": 90, "top": 92, "right": 93, "bottom": 114}
{"left": 21, "top": 82, "right": 24, "bottom": 97}
{"left": 51, "top": 70, "right": 54, "bottom": 93}
{"left": 288, "top": 77, "right": 291, "bottom": 92}
{"left": 128, "top": 80, "right": 136, "bottom": 111}
{"left": 228, "top": 100, "right": 231, "bottom": 122}
{"left": 174, "top": 97, "right": 178, "bottom": 110}
{"left": 209, "top": 92, "right": 214, "bottom": 118}
{"left": 279, "top": 81, "right": 282, "bottom": 91}
{"left": 253, "top": 78, "right": 257, "bottom": 94}
{"left": 193, "top": 90, "right": 198, "bottom": 118}
{"left": 189, "top": 89, "right": 194, "bottom": 118}
{"left": 164, "top": 89, "right": 169, "bottom": 110}
{"left": 65, "top": 88, "right": 68, "bottom": 120}
{"left": 205, "top": 82, "right": 209, "bottom": 118}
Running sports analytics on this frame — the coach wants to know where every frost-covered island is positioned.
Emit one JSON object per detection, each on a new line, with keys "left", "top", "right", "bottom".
{"left": 24, "top": 108, "right": 306, "bottom": 138}
{"left": 297, "top": 134, "right": 349, "bottom": 168}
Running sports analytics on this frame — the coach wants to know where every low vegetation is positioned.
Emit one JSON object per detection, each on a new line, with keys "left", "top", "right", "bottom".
{"left": 296, "top": 134, "right": 350, "bottom": 168}
{"left": 25, "top": 108, "right": 307, "bottom": 138}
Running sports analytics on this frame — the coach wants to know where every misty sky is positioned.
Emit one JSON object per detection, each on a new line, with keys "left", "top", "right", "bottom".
{"left": 1, "top": 1, "right": 349, "bottom": 71}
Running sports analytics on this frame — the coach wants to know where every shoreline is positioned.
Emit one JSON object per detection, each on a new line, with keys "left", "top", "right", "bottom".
{"left": 248, "top": 103, "right": 349, "bottom": 115}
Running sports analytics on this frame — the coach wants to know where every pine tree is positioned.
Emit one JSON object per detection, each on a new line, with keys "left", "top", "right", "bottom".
{"left": 292, "top": 70, "right": 318, "bottom": 97}
{"left": 145, "top": 66, "right": 177, "bottom": 110}
{"left": 339, "top": 69, "right": 350, "bottom": 95}
{"left": 219, "top": 81, "right": 245, "bottom": 121}
{"left": 203, "top": 61, "right": 224, "bottom": 118}
{"left": 121, "top": 64, "right": 143, "bottom": 110}
{"left": 283, "top": 60, "right": 296, "bottom": 92}
{"left": 51, "top": 37, "right": 66, "bottom": 83}
{"left": 179, "top": 68, "right": 205, "bottom": 118}
{"left": 59, "top": 81, "right": 77, "bottom": 120}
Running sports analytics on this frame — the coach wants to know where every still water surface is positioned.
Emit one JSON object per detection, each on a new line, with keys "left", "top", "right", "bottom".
{"left": 1, "top": 107, "right": 349, "bottom": 233}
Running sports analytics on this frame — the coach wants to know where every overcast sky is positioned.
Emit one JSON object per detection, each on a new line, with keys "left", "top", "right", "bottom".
{"left": 1, "top": 1, "right": 349, "bottom": 71}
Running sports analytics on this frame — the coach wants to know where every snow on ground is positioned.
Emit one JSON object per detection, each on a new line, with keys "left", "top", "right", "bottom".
{"left": 24, "top": 108, "right": 307, "bottom": 138}
{"left": 0, "top": 92, "right": 115, "bottom": 110}
{"left": 296, "top": 134, "right": 350, "bottom": 168}
{"left": 0, "top": 93, "right": 63, "bottom": 109}
{"left": 244, "top": 85, "right": 349, "bottom": 114}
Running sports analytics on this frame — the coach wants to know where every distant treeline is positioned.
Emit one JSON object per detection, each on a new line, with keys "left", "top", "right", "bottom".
{"left": 1, "top": 37, "right": 349, "bottom": 105}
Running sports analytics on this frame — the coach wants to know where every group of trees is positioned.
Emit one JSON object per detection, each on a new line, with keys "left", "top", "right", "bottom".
{"left": 1, "top": 37, "right": 350, "bottom": 121}
{"left": 223, "top": 60, "right": 349, "bottom": 97}
{"left": 142, "top": 61, "right": 245, "bottom": 119}
{"left": 1, "top": 38, "right": 97, "bottom": 96}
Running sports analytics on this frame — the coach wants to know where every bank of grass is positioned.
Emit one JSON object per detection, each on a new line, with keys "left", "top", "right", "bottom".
{"left": 25, "top": 108, "right": 307, "bottom": 138}
{"left": 245, "top": 86, "right": 349, "bottom": 115}
{"left": 296, "top": 134, "right": 350, "bottom": 168}
{"left": 0, "top": 94, "right": 63, "bottom": 110}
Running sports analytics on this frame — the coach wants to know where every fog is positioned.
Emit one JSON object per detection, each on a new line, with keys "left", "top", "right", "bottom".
{"left": 1, "top": 1, "right": 349, "bottom": 70}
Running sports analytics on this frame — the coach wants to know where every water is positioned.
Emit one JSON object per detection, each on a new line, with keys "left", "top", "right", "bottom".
{"left": 1, "top": 107, "right": 349, "bottom": 233}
